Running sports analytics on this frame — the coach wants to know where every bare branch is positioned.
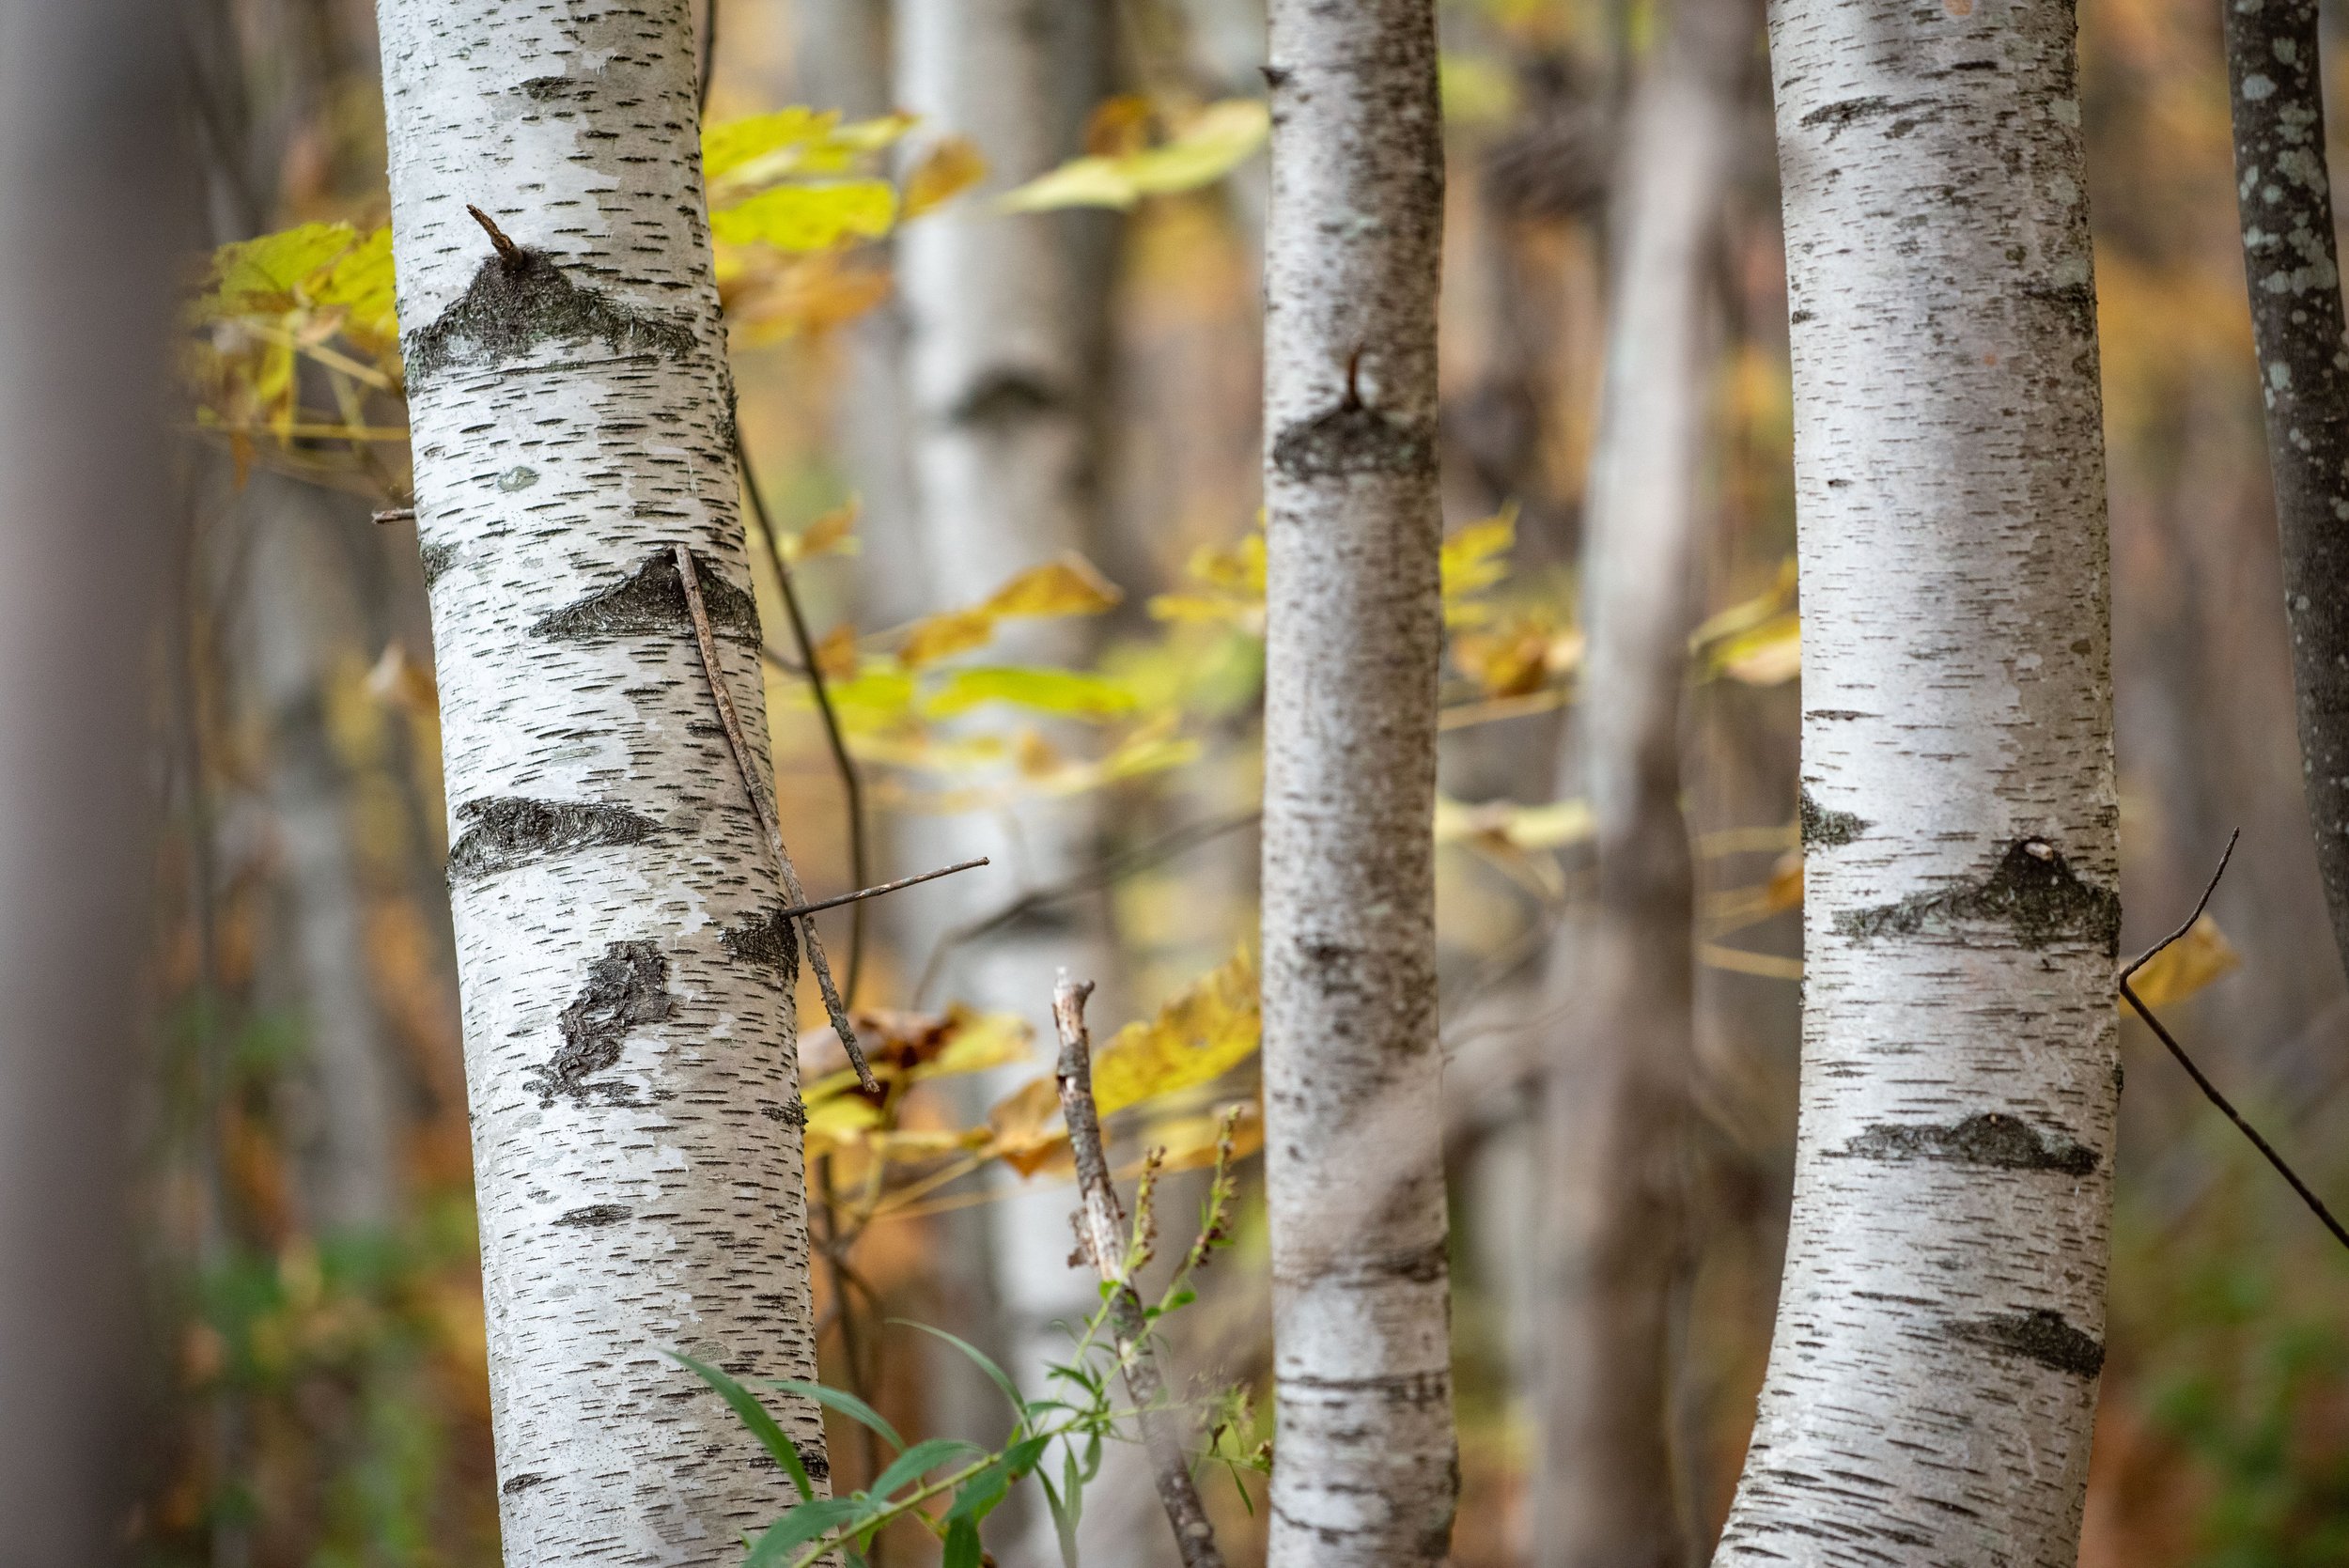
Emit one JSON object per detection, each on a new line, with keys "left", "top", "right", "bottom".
{"left": 1052, "top": 973, "right": 1228, "bottom": 1568}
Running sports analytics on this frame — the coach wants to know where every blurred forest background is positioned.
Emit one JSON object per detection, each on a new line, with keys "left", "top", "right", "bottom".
{"left": 154, "top": 0, "right": 2349, "bottom": 1562}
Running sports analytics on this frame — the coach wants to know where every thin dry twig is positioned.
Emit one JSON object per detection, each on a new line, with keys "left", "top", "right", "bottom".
{"left": 778, "top": 857, "right": 990, "bottom": 920}
{"left": 2121, "top": 829, "right": 2349, "bottom": 1251}
{"left": 738, "top": 430, "right": 876, "bottom": 999}
{"left": 673, "top": 541, "right": 879, "bottom": 1093}
{"left": 1052, "top": 973, "right": 1228, "bottom": 1568}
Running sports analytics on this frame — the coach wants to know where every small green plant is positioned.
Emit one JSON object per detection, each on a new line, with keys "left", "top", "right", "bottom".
{"left": 679, "top": 1111, "right": 1259, "bottom": 1568}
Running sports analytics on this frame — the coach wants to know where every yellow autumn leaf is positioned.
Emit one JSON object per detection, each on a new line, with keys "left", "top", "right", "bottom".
{"left": 711, "top": 180, "right": 898, "bottom": 252}
{"left": 2126, "top": 913, "right": 2241, "bottom": 1009}
{"left": 985, "top": 1075, "right": 1068, "bottom": 1177}
{"left": 316, "top": 226, "right": 399, "bottom": 346}
{"left": 194, "top": 222, "right": 370, "bottom": 321}
{"left": 903, "top": 134, "right": 989, "bottom": 217}
{"left": 720, "top": 249, "right": 894, "bottom": 340}
{"left": 1092, "top": 951, "right": 1261, "bottom": 1117}
{"left": 1711, "top": 614, "right": 1801, "bottom": 686}
{"left": 1434, "top": 795, "right": 1595, "bottom": 851}
{"left": 907, "top": 1010, "right": 1035, "bottom": 1080}
{"left": 1439, "top": 507, "right": 1517, "bottom": 622}
{"left": 1690, "top": 559, "right": 1798, "bottom": 652}
{"left": 924, "top": 666, "right": 1138, "bottom": 720}
{"left": 814, "top": 624, "right": 862, "bottom": 684}
{"left": 704, "top": 108, "right": 915, "bottom": 192}
{"left": 789, "top": 500, "right": 860, "bottom": 563}
{"left": 897, "top": 607, "right": 998, "bottom": 670}
{"left": 999, "top": 99, "right": 1269, "bottom": 211}
{"left": 805, "top": 1095, "right": 883, "bottom": 1159}
{"left": 981, "top": 557, "right": 1124, "bottom": 618}
{"left": 1082, "top": 94, "right": 1155, "bottom": 157}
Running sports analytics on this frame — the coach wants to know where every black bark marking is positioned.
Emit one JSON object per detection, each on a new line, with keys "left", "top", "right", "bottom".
{"left": 1799, "top": 786, "right": 1870, "bottom": 848}
{"left": 948, "top": 369, "right": 1064, "bottom": 428}
{"left": 1271, "top": 367, "right": 1439, "bottom": 482}
{"left": 447, "top": 797, "right": 661, "bottom": 882}
{"left": 759, "top": 1099, "right": 807, "bottom": 1126}
{"left": 721, "top": 905, "right": 801, "bottom": 987}
{"left": 501, "top": 1471, "right": 552, "bottom": 1496}
{"left": 521, "top": 74, "right": 576, "bottom": 101}
{"left": 1834, "top": 837, "right": 2121, "bottom": 953}
{"left": 1945, "top": 1309, "right": 2106, "bottom": 1379}
{"left": 527, "top": 940, "right": 674, "bottom": 1107}
{"left": 529, "top": 548, "right": 760, "bottom": 644}
{"left": 552, "top": 1203, "right": 632, "bottom": 1228}
{"left": 403, "top": 239, "right": 697, "bottom": 386}
{"left": 419, "top": 538, "right": 456, "bottom": 589}
{"left": 1839, "top": 1113, "right": 2098, "bottom": 1175}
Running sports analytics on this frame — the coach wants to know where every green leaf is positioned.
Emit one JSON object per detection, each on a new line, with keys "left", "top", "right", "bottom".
{"left": 894, "top": 1321, "right": 1026, "bottom": 1421}
{"left": 943, "top": 1517, "right": 984, "bottom": 1568}
{"left": 745, "top": 1496, "right": 861, "bottom": 1566}
{"left": 669, "top": 1352, "right": 817, "bottom": 1501}
{"left": 712, "top": 181, "right": 897, "bottom": 252}
{"left": 765, "top": 1377, "right": 907, "bottom": 1453}
{"left": 865, "top": 1437, "right": 983, "bottom": 1502}
{"left": 924, "top": 666, "right": 1139, "bottom": 720}
{"left": 1045, "top": 1449, "right": 1085, "bottom": 1568}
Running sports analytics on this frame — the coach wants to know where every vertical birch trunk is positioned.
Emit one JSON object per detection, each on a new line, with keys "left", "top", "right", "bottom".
{"left": 890, "top": 8, "right": 1128, "bottom": 1561}
{"left": 375, "top": 4, "right": 827, "bottom": 1559}
{"left": 1537, "top": 0, "right": 1748, "bottom": 1560}
{"left": 1259, "top": 3, "right": 1457, "bottom": 1562}
{"left": 2218, "top": 0, "right": 2349, "bottom": 986}
{"left": 0, "top": 1, "right": 182, "bottom": 1559}
{"left": 1714, "top": 0, "right": 2118, "bottom": 1558}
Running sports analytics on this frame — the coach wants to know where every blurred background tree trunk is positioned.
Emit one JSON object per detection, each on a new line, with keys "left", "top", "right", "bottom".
{"left": 0, "top": 0, "right": 188, "bottom": 1559}
{"left": 1536, "top": 0, "right": 1751, "bottom": 1560}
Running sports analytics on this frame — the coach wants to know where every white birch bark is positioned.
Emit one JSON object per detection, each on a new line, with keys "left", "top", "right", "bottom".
{"left": 892, "top": 0, "right": 1123, "bottom": 1419}
{"left": 375, "top": 5, "right": 826, "bottom": 1559}
{"left": 1715, "top": 0, "right": 2119, "bottom": 1557}
{"left": 1538, "top": 0, "right": 1748, "bottom": 1560}
{"left": 1259, "top": 3, "right": 1457, "bottom": 1562}
{"left": 0, "top": 0, "right": 181, "bottom": 1558}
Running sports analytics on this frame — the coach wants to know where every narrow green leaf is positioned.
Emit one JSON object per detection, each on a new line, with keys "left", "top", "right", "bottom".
{"left": 865, "top": 1437, "right": 982, "bottom": 1503}
{"left": 746, "top": 1497, "right": 861, "bottom": 1566}
{"left": 943, "top": 1517, "right": 983, "bottom": 1568}
{"left": 669, "top": 1352, "right": 816, "bottom": 1501}
{"left": 765, "top": 1377, "right": 906, "bottom": 1453}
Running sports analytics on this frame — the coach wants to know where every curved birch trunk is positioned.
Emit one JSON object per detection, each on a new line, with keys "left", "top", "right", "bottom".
{"left": 2219, "top": 0, "right": 2349, "bottom": 986}
{"left": 1714, "top": 0, "right": 2118, "bottom": 1559}
{"left": 375, "top": 4, "right": 827, "bottom": 1559}
{"left": 1259, "top": 3, "right": 1456, "bottom": 1563}
{"left": 1537, "top": 0, "right": 1748, "bottom": 1560}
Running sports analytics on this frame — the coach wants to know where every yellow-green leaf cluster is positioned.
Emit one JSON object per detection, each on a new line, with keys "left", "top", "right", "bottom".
{"left": 1000, "top": 100, "right": 1269, "bottom": 212}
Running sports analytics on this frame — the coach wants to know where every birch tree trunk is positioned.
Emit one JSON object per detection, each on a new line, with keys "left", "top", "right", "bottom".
{"left": 890, "top": 9, "right": 1129, "bottom": 1561}
{"left": 375, "top": 5, "right": 827, "bottom": 1559}
{"left": 1259, "top": 3, "right": 1457, "bottom": 1562}
{"left": 1714, "top": 0, "right": 2118, "bottom": 1558}
{"left": 1538, "top": 0, "right": 1748, "bottom": 1560}
{"left": 2218, "top": 0, "right": 2349, "bottom": 987}
{"left": 0, "top": 1, "right": 183, "bottom": 1559}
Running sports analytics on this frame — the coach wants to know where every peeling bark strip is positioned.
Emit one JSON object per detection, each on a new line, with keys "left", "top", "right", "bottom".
{"left": 2220, "top": 0, "right": 2349, "bottom": 987}
{"left": 1260, "top": 1, "right": 1459, "bottom": 1564}
{"left": 376, "top": 2, "right": 828, "bottom": 1559}
{"left": 1716, "top": 0, "right": 2119, "bottom": 1556}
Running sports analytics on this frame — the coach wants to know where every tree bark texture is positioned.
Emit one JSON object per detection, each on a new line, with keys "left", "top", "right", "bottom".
{"left": 0, "top": 1, "right": 185, "bottom": 1560}
{"left": 1715, "top": 0, "right": 2119, "bottom": 1560}
{"left": 1259, "top": 4, "right": 1457, "bottom": 1564}
{"left": 2220, "top": 0, "right": 2349, "bottom": 987}
{"left": 1537, "top": 0, "right": 1749, "bottom": 1561}
{"left": 375, "top": 4, "right": 827, "bottom": 1559}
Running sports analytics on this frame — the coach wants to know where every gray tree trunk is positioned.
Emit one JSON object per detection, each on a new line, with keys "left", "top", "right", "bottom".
{"left": 1258, "top": 3, "right": 1457, "bottom": 1564}
{"left": 0, "top": 0, "right": 185, "bottom": 1559}
{"left": 1714, "top": 0, "right": 2119, "bottom": 1558}
{"left": 2218, "top": 0, "right": 2349, "bottom": 989}
{"left": 375, "top": 3, "right": 828, "bottom": 1559}
{"left": 1537, "top": 0, "right": 1749, "bottom": 1561}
